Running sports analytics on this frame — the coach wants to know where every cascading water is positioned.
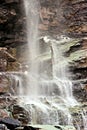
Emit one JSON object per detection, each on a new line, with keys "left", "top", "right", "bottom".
{"left": 14, "top": 0, "right": 87, "bottom": 129}
{"left": 23, "top": 0, "right": 40, "bottom": 96}
{"left": 51, "top": 41, "right": 77, "bottom": 106}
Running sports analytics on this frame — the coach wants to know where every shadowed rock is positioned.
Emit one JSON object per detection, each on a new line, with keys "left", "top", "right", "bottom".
{"left": 0, "top": 117, "right": 21, "bottom": 130}
{"left": 0, "top": 47, "right": 16, "bottom": 62}
{"left": 0, "top": 124, "right": 9, "bottom": 130}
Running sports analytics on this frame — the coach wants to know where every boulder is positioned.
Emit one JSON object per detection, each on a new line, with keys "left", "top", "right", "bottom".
{"left": 0, "top": 117, "right": 21, "bottom": 130}
{"left": 15, "top": 127, "right": 24, "bottom": 130}
{"left": 12, "top": 105, "right": 30, "bottom": 125}
{"left": 0, "top": 124, "right": 9, "bottom": 130}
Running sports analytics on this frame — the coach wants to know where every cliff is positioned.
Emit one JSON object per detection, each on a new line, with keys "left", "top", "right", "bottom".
{"left": 0, "top": 0, "right": 87, "bottom": 129}
{"left": 0, "top": 0, "right": 87, "bottom": 100}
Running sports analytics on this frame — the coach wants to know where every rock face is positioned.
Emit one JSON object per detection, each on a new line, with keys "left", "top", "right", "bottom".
{"left": 0, "top": 0, "right": 26, "bottom": 47}
{"left": 63, "top": 0, "right": 87, "bottom": 37}
{"left": 39, "top": 0, "right": 65, "bottom": 34}
{"left": 0, "top": 0, "right": 87, "bottom": 128}
{"left": 12, "top": 105, "right": 30, "bottom": 125}
{"left": 0, "top": 76, "right": 9, "bottom": 94}
{"left": 0, "top": 0, "right": 86, "bottom": 46}
{"left": 0, "top": 117, "right": 21, "bottom": 130}
{"left": 38, "top": 35, "right": 87, "bottom": 101}
{"left": 0, "top": 124, "right": 8, "bottom": 130}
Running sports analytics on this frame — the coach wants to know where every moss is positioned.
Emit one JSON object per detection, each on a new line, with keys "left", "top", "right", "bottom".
{"left": 7, "top": 47, "right": 20, "bottom": 71}
{"left": 69, "top": 106, "right": 82, "bottom": 114}
{"left": 59, "top": 39, "right": 80, "bottom": 53}
{"left": 69, "top": 49, "right": 87, "bottom": 62}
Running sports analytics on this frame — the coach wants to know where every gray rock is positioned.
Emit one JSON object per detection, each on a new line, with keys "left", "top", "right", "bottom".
{"left": 0, "top": 124, "right": 9, "bottom": 130}
{"left": 0, "top": 117, "right": 21, "bottom": 130}
{"left": 12, "top": 105, "right": 30, "bottom": 125}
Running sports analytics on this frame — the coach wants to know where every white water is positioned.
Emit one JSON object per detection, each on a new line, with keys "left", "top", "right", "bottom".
{"left": 22, "top": 0, "right": 77, "bottom": 125}
{"left": 82, "top": 109, "right": 87, "bottom": 130}
{"left": 23, "top": 0, "right": 77, "bottom": 101}
{"left": 20, "top": 0, "right": 75, "bottom": 125}
{"left": 24, "top": 0, "right": 40, "bottom": 96}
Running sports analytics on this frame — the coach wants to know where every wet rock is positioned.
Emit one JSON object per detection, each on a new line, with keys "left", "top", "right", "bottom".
{"left": 0, "top": 117, "right": 21, "bottom": 130}
{"left": 5, "top": 0, "right": 19, "bottom": 4}
{"left": 23, "top": 125, "right": 76, "bottom": 130}
{"left": 0, "top": 0, "right": 87, "bottom": 47}
{"left": 0, "top": 76, "right": 9, "bottom": 94}
{"left": 23, "top": 126, "right": 38, "bottom": 130}
{"left": 0, "top": 0, "right": 25, "bottom": 48}
{"left": 0, "top": 47, "right": 16, "bottom": 62}
{"left": 0, "top": 124, "right": 9, "bottom": 130}
{"left": 69, "top": 104, "right": 87, "bottom": 130}
{"left": 0, "top": 47, "right": 17, "bottom": 72}
{"left": 0, "top": 109, "right": 9, "bottom": 118}
{"left": 15, "top": 127, "right": 24, "bottom": 130}
{"left": 12, "top": 105, "right": 30, "bottom": 125}
{"left": 0, "top": 95, "right": 17, "bottom": 119}
{"left": 0, "top": 0, "right": 86, "bottom": 129}
{"left": 63, "top": 0, "right": 87, "bottom": 37}
{"left": 0, "top": 96, "right": 8, "bottom": 109}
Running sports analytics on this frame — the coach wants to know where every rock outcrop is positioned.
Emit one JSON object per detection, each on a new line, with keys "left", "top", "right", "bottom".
{"left": 0, "top": 0, "right": 86, "bottom": 45}
{"left": 0, "top": 0, "right": 26, "bottom": 47}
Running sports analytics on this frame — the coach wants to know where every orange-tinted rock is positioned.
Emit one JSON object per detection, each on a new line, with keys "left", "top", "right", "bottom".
{"left": 39, "top": 24, "right": 48, "bottom": 31}
{"left": 0, "top": 109, "right": 9, "bottom": 118}
{"left": 63, "top": 0, "right": 87, "bottom": 37}
{"left": 0, "top": 76, "right": 9, "bottom": 93}
{"left": 84, "top": 85, "right": 87, "bottom": 92}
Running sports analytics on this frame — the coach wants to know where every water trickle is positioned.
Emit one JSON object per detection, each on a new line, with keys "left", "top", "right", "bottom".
{"left": 81, "top": 109, "right": 87, "bottom": 130}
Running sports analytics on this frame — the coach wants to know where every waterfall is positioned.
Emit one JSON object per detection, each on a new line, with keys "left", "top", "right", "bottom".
{"left": 22, "top": 0, "right": 76, "bottom": 124}
{"left": 51, "top": 42, "right": 77, "bottom": 106}
{"left": 81, "top": 109, "right": 87, "bottom": 130}
{"left": 23, "top": 0, "right": 78, "bottom": 102}
{"left": 23, "top": 0, "right": 40, "bottom": 96}
{"left": 13, "top": 0, "right": 87, "bottom": 129}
